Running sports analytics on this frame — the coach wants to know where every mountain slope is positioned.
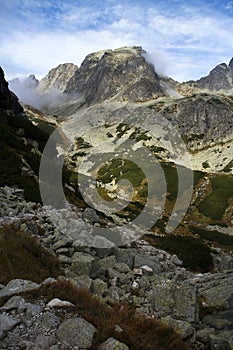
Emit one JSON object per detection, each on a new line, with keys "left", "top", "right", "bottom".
{"left": 0, "top": 67, "right": 54, "bottom": 201}
{"left": 179, "top": 57, "right": 233, "bottom": 94}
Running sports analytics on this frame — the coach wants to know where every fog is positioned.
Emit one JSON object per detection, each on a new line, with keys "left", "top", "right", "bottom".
{"left": 9, "top": 75, "right": 72, "bottom": 111}
{"left": 142, "top": 51, "right": 169, "bottom": 78}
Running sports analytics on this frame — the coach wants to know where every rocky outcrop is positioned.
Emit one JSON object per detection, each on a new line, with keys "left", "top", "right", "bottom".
{"left": 180, "top": 57, "right": 233, "bottom": 93}
{"left": 1, "top": 186, "right": 233, "bottom": 349}
{"left": 38, "top": 63, "right": 78, "bottom": 92}
{"left": 64, "top": 46, "right": 167, "bottom": 104}
{"left": 0, "top": 67, "right": 23, "bottom": 115}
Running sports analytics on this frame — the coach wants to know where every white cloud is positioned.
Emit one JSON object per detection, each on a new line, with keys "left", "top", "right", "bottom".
{"left": 1, "top": 1, "right": 233, "bottom": 82}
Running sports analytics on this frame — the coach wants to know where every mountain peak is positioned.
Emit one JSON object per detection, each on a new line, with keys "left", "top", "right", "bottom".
{"left": 62, "top": 46, "right": 167, "bottom": 104}
{"left": 38, "top": 62, "right": 78, "bottom": 92}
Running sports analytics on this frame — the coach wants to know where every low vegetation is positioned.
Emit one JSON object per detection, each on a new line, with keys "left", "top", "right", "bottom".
{"left": 0, "top": 225, "right": 62, "bottom": 285}
{"left": 190, "top": 226, "right": 233, "bottom": 247}
{"left": 198, "top": 174, "right": 233, "bottom": 220}
{"left": 0, "top": 109, "right": 56, "bottom": 202}
{"left": 144, "top": 234, "right": 213, "bottom": 272}
{"left": 19, "top": 280, "right": 189, "bottom": 350}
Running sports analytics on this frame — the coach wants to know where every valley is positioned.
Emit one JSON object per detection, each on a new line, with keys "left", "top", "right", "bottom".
{"left": 1, "top": 46, "right": 233, "bottom": 349}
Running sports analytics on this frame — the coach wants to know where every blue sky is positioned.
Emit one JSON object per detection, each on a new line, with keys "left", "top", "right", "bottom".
{"left": 0, "top": 0, "right": 233, "bottom": 82}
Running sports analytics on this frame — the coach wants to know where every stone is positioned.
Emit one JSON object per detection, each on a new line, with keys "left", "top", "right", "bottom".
{"left": 105, "top": 286, "right": 124, "bottom": 302}
{"left": 196, "top": 272, "right": 233, "bottom": 309}
{"left": 91, "top": 278, "right": 108, "bottom": 297}
{"left": 202, "top": 310, "right": 233, "bottom": 330}
{"left": 133, "top": 268, "right": 143, "bottom": 276}
{"left": 99, "top": 337, "right": 129, "bottom": 350}
{"left": 83, "top": 207, "right": 99, "bottom": 223}
{"left": 71, "top": 252, "right": 95, "bottom": 276}
{"left": 0, "top": 279, "right": 40, "bottom": 298}
{"left": 170, "top": 254, "right": 183, "bottom": 266}
{"left": 141, "top": 265, "right": 154, "bottom": 275}
{"left": 42, "top": 312, "right": 61, "bottom": 328}
{"left": 91, "top": 255, "right": 116, "bottom": 279}
{"left": 114, "top": 263, "right": 131, "bottom": 274}
{"left": 0, "top": 314, "right": 20, "bottom": 340}
{"left": 72, "top": 275, "right": 93, "bottom": 291}
{"left": 115, "top": 249, "right": 136, "bottom": 269}
{"left": 29, "top": 334, "right": 57, "bottom": 349}
{"left": 161, "top": 316, "right": 195, "bottom": 339}
{"left": 58, "top": 255, "right": 72, "bottom": 264}
{"left": 52, "top": 237, "right": 73, "bottom": 251}
{"left": 150, "top": 280, "right": 198, "bottom": 322}
{"left": 57, "top": 317, "right": 96, "bottom": 348}
{"left": 46, "top": 298, "right": 75, "bottom": 308}
{"left": 1, "top": 296, "right": 27, "bottom": 311}
{"left": 25, "top": 303, "right": 42, "bottom": 319}
{"left": 209, "top": 334, "right": 232, "bottom": 350}
{"left": 92, "top": 235, "right": 116, "bottom": 258}
{"left": 196, "top": 328, "right": 215, "bottom": 344}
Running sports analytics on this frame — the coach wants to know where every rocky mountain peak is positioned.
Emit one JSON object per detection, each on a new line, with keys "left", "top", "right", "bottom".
{"left": 61, "top": 46, "right": 168, "bottom": 104}
{"left": 38, "top": 63, "right": 78, "bottom": 92}
{"left": 182, "top": 58, "right": 233, "bottom": 92}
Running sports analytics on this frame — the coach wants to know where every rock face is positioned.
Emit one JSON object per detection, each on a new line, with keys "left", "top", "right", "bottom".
{"left": 181, "top": 58, "right": 233, "bottom": 93}
{"left": 194, "top": 59, "right": 233, "bottom": 91}
{"left": 38, "top": 63, "right": 78, "bottom": 92}
{"left": 0, "top": 67, "right": 23, "bottom": 115}
{"left": 64, "top": 46, "right": 167, "bottom": 104}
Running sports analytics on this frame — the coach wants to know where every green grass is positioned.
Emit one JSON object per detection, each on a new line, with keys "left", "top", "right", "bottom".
{"left": 189, "top": 226, "right": 233, "bottom": 246}
{"left": 30, "top": 117, "right": 56, "bottom": 136}
{"left": 198, "top": 174, "right": 233, "bottom": 220}
{"left": 223, "top": 159, "right": 233, "bottom": 172}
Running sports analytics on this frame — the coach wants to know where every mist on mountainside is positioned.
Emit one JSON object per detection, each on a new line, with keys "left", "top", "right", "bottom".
{"left": 9, "top": 74, "right": 75, "bottom": 111}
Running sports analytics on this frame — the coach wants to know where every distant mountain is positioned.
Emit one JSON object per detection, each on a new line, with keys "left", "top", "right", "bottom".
{"left": 38, "top": 63, "right": 78, "bottom": 92}
{"left": 180, "top": 57, "right": 233, "bottom": 94}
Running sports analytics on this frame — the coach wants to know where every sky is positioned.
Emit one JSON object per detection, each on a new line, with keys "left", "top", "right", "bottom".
{"left": 0, "top": 0, "right": 233, "bottom": 82}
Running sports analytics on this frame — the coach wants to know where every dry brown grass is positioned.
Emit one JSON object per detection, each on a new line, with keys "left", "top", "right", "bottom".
{"left": 0, "top": 225, "right": 62, "bottom": 284}
{"left": 21, "top": 279, "right": 190, "bottom": 350}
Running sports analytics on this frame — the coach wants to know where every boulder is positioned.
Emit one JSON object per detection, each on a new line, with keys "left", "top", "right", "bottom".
{"left": 99, "top": 337, "right": 129, "bottom": 350}
{"left": 0, "top": 279, "right": 40, "bottom": 298}
{"left": 91, "top": 278, "right": 108, "bottom": 297}
{"left": 71, "top": 252, "right": 95, "bottom": 276}
{"left": 83, "top": 207, "right": 99, "bottom": 223}
{"left": 57, "top": 317, "right": 96, "bottom": 348}
{"left": 0, "top": 314, "right": 20, "bottom": 340}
